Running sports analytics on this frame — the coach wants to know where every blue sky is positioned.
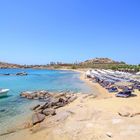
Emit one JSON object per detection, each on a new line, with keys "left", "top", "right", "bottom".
{"left": 0, "top": 0, "right": 140, "bottom": 64}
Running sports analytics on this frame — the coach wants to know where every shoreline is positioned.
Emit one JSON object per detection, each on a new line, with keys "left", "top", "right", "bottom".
{"left": 60, "top": 68, "right": 112, "bottom": 98}
{"left": 1, "top": 69, "right": 140, "bottom": 140}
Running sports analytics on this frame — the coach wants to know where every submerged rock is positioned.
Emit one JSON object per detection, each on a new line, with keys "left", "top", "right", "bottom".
{"left": 16, "top": 72, "right": 28, "bottom": 76}
{"left": 0, "top": 109, "right": 6, "bottom": 112}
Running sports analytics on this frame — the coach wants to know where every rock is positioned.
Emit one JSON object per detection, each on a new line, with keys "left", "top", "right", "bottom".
{"left": 54, "top": 111, "right": 71, "bottom": 122}
{"left": 49, "top": 98, "right": 59, "bottom": 106}
{"left": 30, "top": 123, "right": 46, "bottom": 133}
{"left": 20, "top": 91, "right": 33, "bottom": 98}
{"left": 20, "top": 93, "right": 27, "bottom": 98}
{"left": 4, "top": 73, "right": 10, "bottom": 76}
{"left": 106, "top": 132, "right": 113, "bottom": 138}
{"left": 68, "top": 96, "right": 77, "bottom": 103}
{"left": 54, "top": 93, "right": 66, "bottom": 98}
{"left": 0, "top": 109, "right": 6, "bottom": 112}
{"left": 118, "top": 111, "right": 130, "bottom": 117}
{"left": 54, "top": 102, "right": 65, "bottom": 109}
{"left": 16, "top": 72, "right": 28, "bottom": 76}
{"left": 32, "top": 113, "right": 46, "bottom": 125}
{"left": 31, "top": 105, "right": 40, "bottom": 110}
{"left": 27, "top": 94, "right": 33, "bottom": 99}
{"left": 59, "top": 97, "right": 66, "bottom": 103}
{"left": 35, "top": 103, "right": 50, "bottom": 111}
{"left": 130, "top": 112, "right": 140, "bottom": 117}
{"left": 42, "top": 108, "right": 56, "bottom": 116}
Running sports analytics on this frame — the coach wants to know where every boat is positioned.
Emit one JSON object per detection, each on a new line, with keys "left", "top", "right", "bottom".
{"left": 0, "top": 89, "right": 10, "bottom": 97}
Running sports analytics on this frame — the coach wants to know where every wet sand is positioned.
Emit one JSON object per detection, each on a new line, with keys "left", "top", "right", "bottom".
{"left": 1, "top": 69, "right": 140, "bottom": 140}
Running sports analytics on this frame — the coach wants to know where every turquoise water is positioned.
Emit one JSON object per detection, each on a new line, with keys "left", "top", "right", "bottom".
{"left": 0, "top": 69, "right": 91, "bottom": 133}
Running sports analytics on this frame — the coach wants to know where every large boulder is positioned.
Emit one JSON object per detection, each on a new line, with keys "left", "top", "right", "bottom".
{"left": 49, "top": 98, "right": 59, "bottom": 106}
{"left": 31, "top": 105, "right": 40, "bottom": 111}
{"left": 20, "top": 91, "right": 33, "bottom": 98}
{"left": 42, "top": 108, "right": 56, "bottom": 116}
{"left": 27, "top": 94, "right": 34, "bottom": 99}
{"left": 54, "top": 102, "right": 66, "bottom": 109}
{"left": 32, "top": 113, "right": 46, "bottom": 125}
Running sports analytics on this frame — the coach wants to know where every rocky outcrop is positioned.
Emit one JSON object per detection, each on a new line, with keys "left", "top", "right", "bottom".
{"left": 20, "top": 90, "right": 78, "bottom": 125}
{"left": 20, "top": 91, "right": 50, "bottom": 100}
{"left": 0, "top": 61, "right": 24, "bottom": 69}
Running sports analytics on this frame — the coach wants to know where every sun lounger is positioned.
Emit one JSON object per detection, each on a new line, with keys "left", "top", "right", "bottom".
{"left": 108, "top": 87, "right": 118, "bottom": 93}
{"left": 116, "top": 91, "right": 132, "bottom": 98}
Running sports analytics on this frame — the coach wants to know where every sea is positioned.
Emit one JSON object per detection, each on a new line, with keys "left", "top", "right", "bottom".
{"left": 0, "top": 69, "right": 91, "bottom": 134}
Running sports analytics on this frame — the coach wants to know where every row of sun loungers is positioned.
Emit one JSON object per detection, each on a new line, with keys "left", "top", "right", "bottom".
{"left": 86, "top": 69, "right": 140, "bottom": 97}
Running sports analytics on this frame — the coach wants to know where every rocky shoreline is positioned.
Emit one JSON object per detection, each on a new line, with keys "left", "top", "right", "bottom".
{"left": 0, "top": 90, "right": 79, "bottom": 136}
{"left": 1, "top": 71, "right": 140, "bottom": 140}
{"left": 20, "top": 90, "right": 78, "bottom": 126}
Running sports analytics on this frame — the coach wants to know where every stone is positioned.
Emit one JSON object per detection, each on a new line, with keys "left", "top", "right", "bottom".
{"left": 118, "top": 111, "right": 130, "bottom": 117}
{"left": 31, "top": 105, "right": 40, "bottom": 110}
{"left": 130, "top": 112, "right": 140, "bottom": 117}
{"left": 16, "top": 72, "right": 28, "bottom": 76}
{"left": 106, "top": 132, "right": 113, "bottom": 138}
{"left": 0, "top": 109, "right": 6, "bottom": 112}
{"left": 59, "top": 97, "right": 66, "bottom": 103}
{"left": 4, "top": 73, "right": 10, "bottom": 76}
{"left": 54, "top": 93, "right": 66, "bottom": 98}
{"left": 30, "top": 123, "right": 46, "bottom": 133}
{"left": 54, "top": 102, "right": 65, "bottom": 109}
{"left": 68, "top": 96, "right": 77, "bottom": 103}
{"left": 20, "top": 93, "right": 27, "bottom": 98}
{"left": 32, "top": 113, "right": 46, "bottom": 125}
{"left": 36, "top": 103, "right": 49, "bottom": 111}
{"left": 27, "top": 95, "right": 33, "bottom": 99}
{"left": 54, "top": 111, "right": 71, "bottom": 122}
{"left": 42, "top": 108, "right": 56, "bottom": 116}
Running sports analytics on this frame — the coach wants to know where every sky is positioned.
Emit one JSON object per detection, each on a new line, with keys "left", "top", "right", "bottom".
{"left": 0, "top": 0, "right": 140, "bottom": 65}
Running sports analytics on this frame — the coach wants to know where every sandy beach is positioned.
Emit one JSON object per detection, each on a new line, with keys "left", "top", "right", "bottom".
{"left": 1, "top": 70, "right": 140, "bottom": 140}
{"left": 1, "top": 0, "right": 140, "bottom": 139}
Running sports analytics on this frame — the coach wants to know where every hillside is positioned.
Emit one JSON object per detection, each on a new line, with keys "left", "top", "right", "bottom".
{"left": 0, "top": 58, "right": 139, "bottom": 72}
{"left": 81, "top": 58, "right": 123, "bottom": 65}
{"left": 0, "top": 61, "right": 23, "bottom": 69}
{"left": 72, "top": 58, "right": 126, "bottom": 69}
